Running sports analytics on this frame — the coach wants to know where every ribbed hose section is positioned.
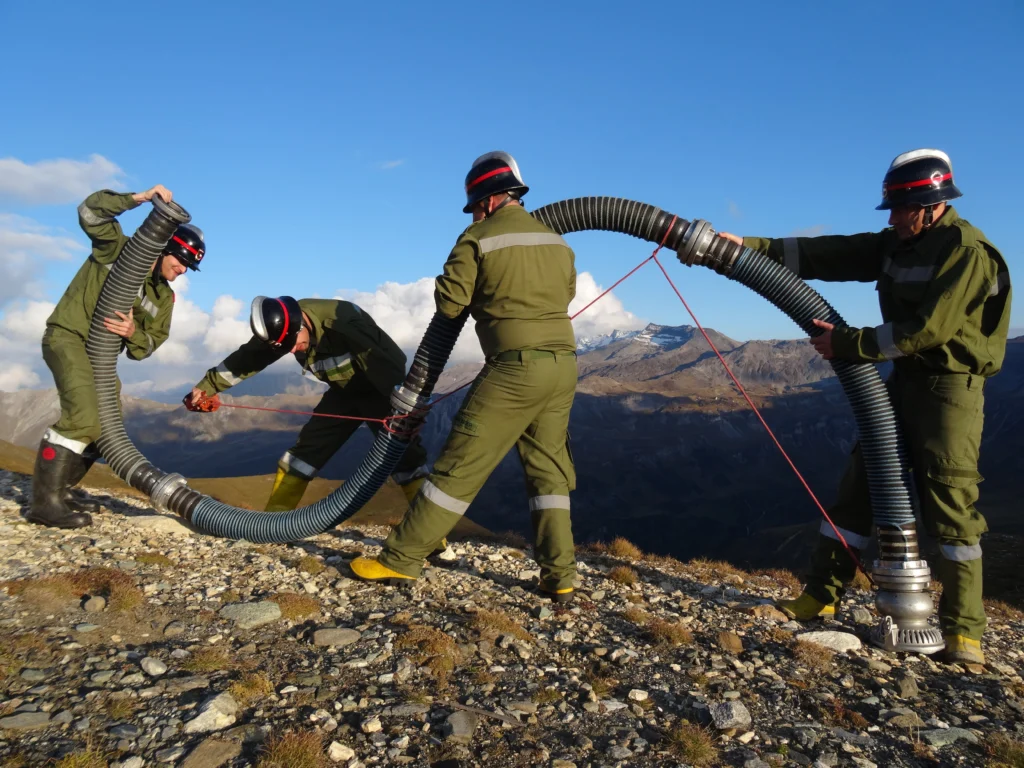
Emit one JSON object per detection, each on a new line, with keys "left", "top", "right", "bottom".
{"left": 185, "top": 311, "right": 469, "bottom": 541}
{"left": 728, "top": 250, "right": 916, "bottom": 528}
{"left": 529, "top": 197, "right": 915, "bottom": 531}
{"left": 85, "top": 199, "right": 191, "bottom": 494}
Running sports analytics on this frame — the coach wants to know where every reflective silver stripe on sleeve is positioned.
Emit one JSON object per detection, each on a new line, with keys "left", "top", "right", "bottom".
{"left": 279, "top": 452, "right": 317, "bottom": 479}
{"left": 884, "top": 261, "right": 936, "bottom": 283}
{"left": 43, "top": 428, "right": 90, "bottom": 455}
{"left": 312, "top": 354, "right": 353, "bottom": 373}
{"left": 782, "top": 237, "right": 800, "bottom": 273}
{"left": 103, "top": 263, "right": 114, "bottom": 272}
{"left": 215, "top": 363, "right": 244, "bottom": 386}
{"left": 875, "top": 322, "right": 905, "bottom": 359}
{"left": 990, "top": 272, "right": 1010, "bottom": 297}
{"left": 478, "top": 232, "right": 570, "bottom": 254}
{"left": 421, "top": 479, "right": 470, "bottom": 516}
{"left": 142, "top": 332, "right": 154, "bottom": 357}
{"left": 140, "top": 297, "right": 159, "bottom": 318}
{"left": 819, "top": 520, "right": 871, "bottom": 550}
{"left": 940, "top": 543, "right": 982, "bottom": 562}
{"left": 528, "top": 495, "right": 571, "bottom": 511}
{"left": 77, "top": 202, "right": 112, "bottom": 226}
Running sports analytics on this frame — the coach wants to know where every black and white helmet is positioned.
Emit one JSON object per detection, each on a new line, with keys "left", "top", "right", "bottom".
{"left": 463, "top": 151, "right": 529, "bottom": 213}
{"left": 250, "top": 296, "right": 303, "bottom": 349}
{"left": 876, "top": 149, "right": 963, "bottom": 211}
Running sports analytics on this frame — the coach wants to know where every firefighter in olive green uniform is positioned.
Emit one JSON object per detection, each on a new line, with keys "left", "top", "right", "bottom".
{"left": 184, "top": 297, "right": 430, "bottom": 511}
{"left": 350, "top": 152, "right": 580, "bottom": 602}
{"left": 719, "top": 150, "right": 1011, "bottom": 663}
{"left": 30, "top": 185, "right": 206, "bottom": 530}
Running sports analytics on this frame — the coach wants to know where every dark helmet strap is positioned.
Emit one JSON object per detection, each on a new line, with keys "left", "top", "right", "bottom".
{"left": 484, "top": 193, "right": 514, "bottom": 219}
{"left": 923, "top": 204, "right": 935, "bottom": 228}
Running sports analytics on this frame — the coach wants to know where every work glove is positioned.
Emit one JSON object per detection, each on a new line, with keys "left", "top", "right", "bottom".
{"left": 183, "top": 390, "right": 221, "bottom": 412}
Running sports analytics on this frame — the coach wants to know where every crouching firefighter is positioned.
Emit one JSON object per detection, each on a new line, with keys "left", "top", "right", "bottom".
{"left": 31, "top": 185, "right": 206, "bottom": 529}
{"left": 718, "top": 149, "right": 1012, "bottom": 663}
{"left": 350, "top": 151, "right": 581, "bottom": 603}
{"left": 184, "top": 297, "right": 430, "bottom": 511}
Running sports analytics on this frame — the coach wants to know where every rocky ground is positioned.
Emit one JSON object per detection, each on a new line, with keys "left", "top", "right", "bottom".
{"left": 1, "top": 469, "right": 1022, "bottom": 768}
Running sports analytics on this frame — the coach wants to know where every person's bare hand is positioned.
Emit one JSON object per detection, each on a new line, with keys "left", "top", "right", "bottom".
{"left": 133, "top": 184, "right": 173, "bottom": 203}
{"left": 810, "top": 318, "right": 834, "bottom": 359}
{"left": 103, "top": 309, "right": 136, "bottom": 338}
{"left": 717, "top": 232, "right": 744, "bottom": 246}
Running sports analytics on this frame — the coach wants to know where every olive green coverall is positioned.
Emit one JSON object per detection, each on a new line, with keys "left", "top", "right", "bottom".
{"left": 745, "top": 206, "right": 1012, "bottom": 640}
{"left": 43, "top": 191, "right": 176, "bottom": 455}
{"left": 194, "top": 299, "right": 428, "bottom": 509}
{"left": 379, "top": 204, "right": 580, "bottom": 591}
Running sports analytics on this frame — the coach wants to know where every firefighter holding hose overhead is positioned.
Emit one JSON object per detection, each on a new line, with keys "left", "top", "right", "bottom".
{"left": 183, "top": 297, "right": 431, "bottom": 512}
{"left": 718, "top": 149, "right": 1011, "bottom": 664}
{"left": 350, "top": 151, "right": 581, "bottom": 603}
{"left": 29, "top": 185, "right": 205, "bottom": 530}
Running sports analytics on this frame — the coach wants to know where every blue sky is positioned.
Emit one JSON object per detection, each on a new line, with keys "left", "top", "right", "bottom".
{"left": 1, "top": 1, "right": 1021, "bottom": 393}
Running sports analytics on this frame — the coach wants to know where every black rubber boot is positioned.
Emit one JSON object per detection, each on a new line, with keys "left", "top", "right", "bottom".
{"left": 26, "top": 439, "right": 92, "bottom": 529}
{"left": 64, "top": 448, "right": 100, "bottom": 514}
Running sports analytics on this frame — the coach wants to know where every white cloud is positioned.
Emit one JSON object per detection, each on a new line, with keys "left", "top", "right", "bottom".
{"left": 728, "top": 200, "right": 742, "bottom": 219}
{"left": 0, "top": 363, "right": 40, "bottom": 392}
{"left": 203, "top": 295, "right": 251, "bottom": 355}
{"left": 0, "top": 300, "right": 55, "bottom": 343}
{"left": 0, "top": 214, "right": 87, "bottom": 307}
{"left": 380, "top": 160, "right": 405, "bottom": 170}
{"left": 0, "top": 154, "right": 126, "bottom": 205}
{"left": 337, "top": 271, "right": 645, "bottom": 364}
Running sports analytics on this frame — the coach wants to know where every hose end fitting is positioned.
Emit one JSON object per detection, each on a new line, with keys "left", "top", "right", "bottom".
{"left": 150, "top": 473, "right": 189, "bottom": 516}
{"left": 676, "top": 219, "right": 743, "bottom": 275}
{"left": 389, "top": 386, "right": 431, "bottom": 439}
{"left": 869, "top": 526, "right": 944, "bottom": 653}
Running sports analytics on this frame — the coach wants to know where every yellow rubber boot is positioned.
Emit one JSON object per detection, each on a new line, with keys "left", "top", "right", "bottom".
{"left": 265, "top": 469, "right": 310, "bottom": 512}
{"left": 537, "top": 585, "right": 574, "bottom": 604}
{"left": 942, "top": 635, "right": 984, "bottom": 665}
{"left": 349, "top": 556, "right": 417, "bottom": 585}
{"left": 777, "top": 592, "right": 837, "bottom": 621}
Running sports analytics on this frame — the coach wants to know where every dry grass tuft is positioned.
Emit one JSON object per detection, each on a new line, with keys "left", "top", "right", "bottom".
{"left": 134, "top": 552, "right": 174, "bottom": 567}
{"left": 826, "top": 700, "right": 868, "bottom": 730}
{"left": 607, "top": 566, "right": 639, "bottom": 586}
{"left": 648, "top": 619, "right": 694, "bottom": 646}
{"left": 104, "top": 698, "right": 137, "bottom": 721}
{"left": 583, "top": 668, "right": 616, "bottom": 699}
{"left": 532, "top": 687, "right": 563, "bottom": 704}
{"left": 270, "top": 592, "right": 321, "bottom": 621}
{"left": 986, "top": 599, "right": 1024, "bottom": 623}
{"left": 986, "top": 732, "right": 1024, "bottom": 768}
{"left": 0, "top": 754, "right": 30, "bottom": 768}
{"left": 622, "top": 606, "right": 651, "bottom": 626}
{"left": 666, "top": 722, "right": 718, "bottom": 766}
{"left": 295, "top": 556, "right": 325, "bottom": 576}
{"left": 751, "top": 568, "right": 801, "bottom": 592}
{"left": 257, "top": 730, "right": 328, "bottom": 768}
{"left": 686, "top": 557, "right": 749, "bottom": 582}
{"left": 395, "top": 625, "right": 461, "bottom": 685}
{"left": 0, "top": 634, "right": 49, "bottom": 682}
{"left": 470, "top": 609, "right": 533, "bottom": 645}
{"left": 793, "top": 640, "right": 835, "bottom": 671}
{"left": 3, "top": 567, "right": 142, "bottom": 612}
{"left": 851, "top": 569, "right": 873, "bottom": 592}
{"left": 578, "top": 541, "right": 608, "bottom": 555}
{"left": 471, "top": 667, "right": 497, "bottom": 686}
{"left": 181, "top": 647, "right": 232, "bottom": 673}
{"left": 607, "top": 537, "right": 644, "bottom": 560}
{"left": 51, "top": 743, "right": 109, "bottom": 768}
{"left": 230, "top": 672, "right": 275, "bottom": 708}
{"left": 765, "top": 626, "right": 794, "bottom": 646}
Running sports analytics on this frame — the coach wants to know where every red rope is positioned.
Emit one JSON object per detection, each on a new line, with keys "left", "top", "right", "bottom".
{"left": 213, "top": 220, "right": 868, "bottom": 576}
{"left": 650, "top": 253, "right": 870, "bottom": 578}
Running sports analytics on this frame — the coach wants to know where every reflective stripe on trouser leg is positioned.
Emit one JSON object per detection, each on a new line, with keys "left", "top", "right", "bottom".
{"left": 41, "top": 329, "right": 109, "bottom": 446}
{"left": 893, "top": 372, "right": 987, "bottom": 641}
{"left": 806, "top": 442, "right": 873, "bottom": 604}
{"left": 381, "top": 355, "right": 577, "bottom": 579}
{"left": 530, "top": 498, "right": 575, "bottom": 591}
{"left": 278, "top": 451, "right": 317, "bottom": 479}
{"left": 379, "top": 484, "right": 471, "bottom": 577}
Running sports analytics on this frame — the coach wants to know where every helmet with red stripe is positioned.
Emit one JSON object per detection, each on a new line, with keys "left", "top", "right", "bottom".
{"left": 876, "top": 149, "right": 962, "bottom": 211}
{"left": 463, "top": 151, "right": 529, "bottom": 213}
{"left": 164, "top": 224, "right": 206, "bottom": 271}
{"left": 251, "top": 295, "right": 303, "bottom": 350}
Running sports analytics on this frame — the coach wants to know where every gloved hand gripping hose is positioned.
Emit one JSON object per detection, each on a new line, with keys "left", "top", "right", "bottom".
{"left": 88, "top": 195, "right": 941, "bottom": 652}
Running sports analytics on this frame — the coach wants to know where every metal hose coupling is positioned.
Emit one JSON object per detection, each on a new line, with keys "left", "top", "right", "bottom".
{"left": 390, "top": 385, "right": 431, "bottom": 439}
{"left": 676, "top": 219, "right": 745, "bottom": 275}
{"left": 870, "top": 525, "right": 944, "bottom": 654}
